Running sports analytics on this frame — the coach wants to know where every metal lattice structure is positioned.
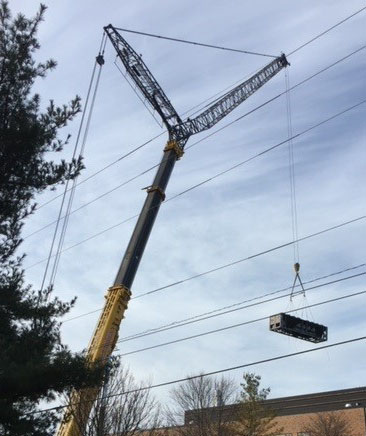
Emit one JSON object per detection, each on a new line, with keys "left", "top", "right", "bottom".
{"left": 105, "top": 25, "right": 288, "bottom": 143}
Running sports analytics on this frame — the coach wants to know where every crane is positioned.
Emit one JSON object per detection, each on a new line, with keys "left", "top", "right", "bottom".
{"left": 57, "top": 25, "right": 289, "bottom": 436}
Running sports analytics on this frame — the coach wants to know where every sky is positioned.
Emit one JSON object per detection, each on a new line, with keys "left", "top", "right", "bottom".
{"left": 11, "top": 0, "right": 366, "bottom": 411}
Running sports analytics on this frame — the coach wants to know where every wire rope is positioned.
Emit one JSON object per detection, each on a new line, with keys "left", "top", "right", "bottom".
{"left": 285, "top": 69, "right": 300, "bottom": 263}
{"left": 114, "top": 6, "right": 366, "bottom": 60}
{"left": 38, "top": 35, "right": 105, "bottom": 292}
{"left": 113, "top": 27, "right": 276, "bottom": 58}
{"left": 49, "top": 49, "right": 106, "bottom": 287}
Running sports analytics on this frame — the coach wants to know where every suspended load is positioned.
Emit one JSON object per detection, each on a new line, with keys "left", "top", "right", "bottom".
{"left": 269, "top": 313, "right": 328, "bottom": 343}
{"left": 269, "top": 264, "right": 328, "bottom": 343}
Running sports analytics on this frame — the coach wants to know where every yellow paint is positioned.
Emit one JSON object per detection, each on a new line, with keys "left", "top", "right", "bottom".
{"left": 57, "top": 285, "right": 131, "bottom": 436}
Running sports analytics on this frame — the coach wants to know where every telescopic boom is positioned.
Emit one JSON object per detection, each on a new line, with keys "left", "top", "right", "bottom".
{"left": 57, "top": 26, "right": 288, "bottom": 436}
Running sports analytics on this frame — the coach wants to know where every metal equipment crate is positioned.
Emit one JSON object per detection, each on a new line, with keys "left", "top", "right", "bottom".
{"left": 269, "top": 313, "right": 328, "bottom": 343}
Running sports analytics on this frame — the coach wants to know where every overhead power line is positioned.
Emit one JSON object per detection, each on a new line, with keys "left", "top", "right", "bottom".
{"left": 24, "top": 44, "right": 366, "bottom": 241}
{"left": 131, "top": 215, "right": 366, "bottom": 300}
{"left": 25, "top": 210, "right": 366, "bottom": 292}
{"left": 70, "top": 273, "right": 366, "bottom": 357}
{"left": 62, "top": 263, "right": 365, "bottom": 325}
{"left": 114, "top": 6, "right": 366, "bottom": 59}
{"left": 24, "top": 96, "right": 366, "bottom": 260}
{"left": 117, "top": 266, "right": 366, "bottom": 343}
{"left": 167, "top": 100, "right": 365, "bottom": 201}
{"left": 64, "top": 272, "right": 366, "bottom": 357}
{"left": 113, "top": 27, "right": 277, "bottom": 58}
{"left": 62, "top": 270, "right": 365, "bottom": 358}
{"left": 287, "top": 6, "right": 366, "bottom": 56}
{"left": 22, "top": 335, "right": 366, "bottom": 416}
{"left": 117, "top": 288, "right": 366, "bottom": 357}
{"left": 34, "top": 131, "right": 165, "bottom": 212}
{"left": 66, "top": 273, "right": 366, "bottom": 359}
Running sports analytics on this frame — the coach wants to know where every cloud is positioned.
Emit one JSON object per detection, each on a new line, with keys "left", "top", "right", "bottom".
{"left": 15, "top": 0, "right": 366, "bottom": 405}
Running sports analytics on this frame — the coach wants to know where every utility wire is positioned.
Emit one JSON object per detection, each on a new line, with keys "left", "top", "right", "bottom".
{"left": 30, "top": 8, "right": 366, "bottom": 218}
{"left": 165, "top": 99, "right": 366, "bottom": 203}
{"left": 23, "top": 95, "right": 366, "bottom": 263}
{"left": 287, "top": 6, "right": 366, "bottom": 56}
{"left": 22, "top": 335, "right": 366, "bottom": 416}
{"left": 114, "top": 5, "right": 366, "bottom": 60}
{"left": 30, "top": 38, "right": 365, "bottom": 223}
{"left": 25, "top": 193, "right": 366, "bottom": 281}
{"left": 60, "top": 269, "right": 366, "bottom": 357}
{"left": 113, "top": 27, "right": 277, "bottom": 58}
{"left": 62, "top": 263, "right": 365, "bottom": 325}
{"left": 25, "top": 43, "right": 365, "bottom": 234}
{"left": 66, "top": 272, "right": 366, "bottom": 357}
{"left": 116, "top": 265, "right": 366, "bottom": 343}
{"left": 23, "top": 61, "right": 366, "bottom": 244}
{"left": 131, "top": 215, "right": 366, "bottom": 300}
{"left": 66, "top": 272, "right": 365, "bottom": 358}
{"left": 117, "top": 288, "right": 366, "bottom": 357}
{"left": 34, "top": 131, "right": 165, "bottom": 212}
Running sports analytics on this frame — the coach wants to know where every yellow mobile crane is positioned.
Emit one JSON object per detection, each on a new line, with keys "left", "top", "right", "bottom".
{"left": 57, "top": 25, "right": 289, "bottom": 436}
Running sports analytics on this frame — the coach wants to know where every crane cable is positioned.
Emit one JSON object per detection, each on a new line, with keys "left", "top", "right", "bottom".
{"left": 113, "top": 27, "right": 276, "bottom": 58}
{"left": 114, "top": 57, "right": 165, "bottom": 128}
{"left": 113, "top": 5, "right": 366, "bottom": 60}
{"left": 48, "top": 34, "right": 107, "bottom": 289}
{"left": 284, "top": 70, "right": 306, "bottom": 304}
{"left": 39, "top": 33, "right": 106, "bottom": 291}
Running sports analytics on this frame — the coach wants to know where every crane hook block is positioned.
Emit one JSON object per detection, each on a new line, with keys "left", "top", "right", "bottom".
{"left": 294, "top": 262, "right": 300, "bottom": 273}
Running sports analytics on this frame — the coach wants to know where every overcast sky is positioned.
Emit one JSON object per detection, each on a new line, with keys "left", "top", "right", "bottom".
{"left": 12, "top": 0, "right": 366, "bottom": 408}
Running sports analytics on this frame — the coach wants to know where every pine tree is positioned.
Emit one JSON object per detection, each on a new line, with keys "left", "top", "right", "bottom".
{"left": 0, "top": 2, "right": 102, "bottom": 434}
{"left": 231, "top": 373, "right": 281, "bottom": 436}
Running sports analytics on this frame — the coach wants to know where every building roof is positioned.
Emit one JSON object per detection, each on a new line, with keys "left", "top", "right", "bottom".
{"left": 184, "top": 386, "right": 366, "bottom": 424}
{"left": 263, "top": 385, "right": 366, "bottom": 416}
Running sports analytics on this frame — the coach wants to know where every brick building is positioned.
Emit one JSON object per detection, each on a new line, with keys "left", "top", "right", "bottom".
{"left": 144, "top": 386, "right": 366, "bottom": 435}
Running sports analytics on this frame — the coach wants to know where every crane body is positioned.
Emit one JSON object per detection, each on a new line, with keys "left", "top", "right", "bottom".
{"left": 57, "top": 25, "right": 289, "bottom": 436}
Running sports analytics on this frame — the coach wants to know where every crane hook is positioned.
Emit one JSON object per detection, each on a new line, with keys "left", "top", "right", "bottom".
{"left": 290, "top": 262, "right": 306, "bottom": 301}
